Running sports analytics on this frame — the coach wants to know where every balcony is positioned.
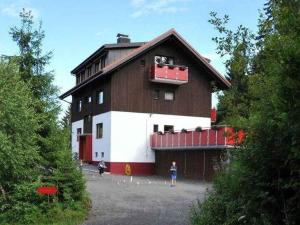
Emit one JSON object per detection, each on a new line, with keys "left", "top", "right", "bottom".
{"left": 150, "top": 126, "right": 245, "bottom": 150}
{"left": 150, "top": 64, "right": 188, "bottom": 85}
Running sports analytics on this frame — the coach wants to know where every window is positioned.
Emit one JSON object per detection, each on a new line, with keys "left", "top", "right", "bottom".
{"left": 87, "top": 66, "right": 92, "bottom": 77}
{"left": 80, "top": 71, "right": 85, "bottom": 82}
{"left": 100, "top": 56, "right": 106, "bottom": 69}
{"left": 164, "top": 91, "right": 175, "bottom": 101}
{"left": 153, "top": 124, "right": 159, "bottom": 133}
{"left": 95, "top": 62, "right": 99, "bottom": 73}
{"left": 95, "top": 152, "right": 98, "bottom": 157}
{"left": 155, "top": 55, "right": 174, "bottom": 65}
{"left": 76, "top": 75, "right": 80, "bottom": 85}
{"left": 98, "top": 91, "right": 104, "bottom": 104}
{"left": 77, "top": 128, "right": 82, "bottom": 141}
{"left": 153, "top": 89, "right": 159, "bottom": 100}
{"left": 85, "top": 96, "right": 92, "bottom": 104}
{"left": 101, "top": 152, "right": 104, "bottom": 158}
{"left": 96, "top": 123, "right": 103, "bottom": 139}
{"left": 77, "top": 100, "right": 82, "bottom": 112}
{"left": 164, "top": 125, "right": 174, "bottom": 133}
{"left": 140, "top": 59, "right": 146, "bottom": 66}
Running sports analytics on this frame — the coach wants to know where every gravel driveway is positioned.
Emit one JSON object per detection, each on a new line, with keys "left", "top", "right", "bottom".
{"left": 82, "top": 169, "right": 209, "bottom": 225}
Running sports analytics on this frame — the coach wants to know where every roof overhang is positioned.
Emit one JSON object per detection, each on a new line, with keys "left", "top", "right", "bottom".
{"left": 60, "top": 29, "right": 230, "bottom": 99}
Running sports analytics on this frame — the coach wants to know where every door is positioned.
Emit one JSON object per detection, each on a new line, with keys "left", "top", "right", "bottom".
{"left": 79, "top": 135, "right": 92, "bottom": 162}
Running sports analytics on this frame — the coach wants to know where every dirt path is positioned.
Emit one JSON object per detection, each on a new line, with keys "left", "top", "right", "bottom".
{"left": 82, "top": 170, "right": 209, "bottom": 225}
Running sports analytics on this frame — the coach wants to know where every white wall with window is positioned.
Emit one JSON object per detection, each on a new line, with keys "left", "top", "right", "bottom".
{"left": 110, "top": 111, "right": 211, "bottom": 163}
{"left": 71, "top": 119, "right": 84, "bottom": 157}
{"left": 93, "top": 112, "right": 111, "bottom": 162}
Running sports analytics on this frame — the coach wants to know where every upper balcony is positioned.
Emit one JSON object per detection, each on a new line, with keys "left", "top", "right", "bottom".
{"left": 150, "top": 63, "right": 188, "bottom": 85}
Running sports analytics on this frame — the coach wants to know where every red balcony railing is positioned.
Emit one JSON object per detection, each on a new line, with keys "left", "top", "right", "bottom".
{"left": 150, "top": 64, "right": 188, "bottom": 85}
{"left": 150, "top": 127, "right": 245, "bottom": 150}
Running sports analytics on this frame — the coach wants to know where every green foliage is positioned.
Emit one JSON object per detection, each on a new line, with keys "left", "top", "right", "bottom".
{"left": 0, "top": 9, "right": 87, "bottom": 224}
{"left": 0, "top": 59, "right": 40, "bottom": 196}
{"left": 209, "top": 12, "right": 255, "bottom": 125}
{"left": 192, "top": 1, "right": 300, "bottom": 225}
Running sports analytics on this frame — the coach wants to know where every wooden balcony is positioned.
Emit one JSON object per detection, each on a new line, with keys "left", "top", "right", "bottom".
{"left": 150, "top": 127, "right": 245, "bottom": 150}
{"left": 150, "top": 64, "right": 188, "bottom": 85}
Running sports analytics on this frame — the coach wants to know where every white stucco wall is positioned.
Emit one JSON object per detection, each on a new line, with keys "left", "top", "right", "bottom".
{"left": 72, "top": 111, "right": 211, "bottom": 163}
{"left": 110, "top": 111, "right": 211, "bottom": 163}
{"left": 92, "top": 112, "right": 111, "bottom": 162}
{"left": 71, "top": 119, "right": 83, "bottom": 156}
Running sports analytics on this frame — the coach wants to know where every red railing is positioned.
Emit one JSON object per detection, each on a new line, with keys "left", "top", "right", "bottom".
{"left": 150, "top": 64, "right": 188, "bottom": 85}
{"left": 150, "top": 127, "right": 245, "bottom": 149}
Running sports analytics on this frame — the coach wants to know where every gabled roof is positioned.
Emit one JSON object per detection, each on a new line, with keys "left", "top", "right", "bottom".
{"left": 60, "top": 29, "right": 230, "bottom": 99}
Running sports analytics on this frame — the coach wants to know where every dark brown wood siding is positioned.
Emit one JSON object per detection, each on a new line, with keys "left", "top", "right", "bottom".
{"left": 110, "top": 39, "right": 212, "bottom": 117}
{"left": 71, "top": 76, "right": 111, "bottom": 122}
{"left": 155, "top": 149, "right": 225, "bottom": 181}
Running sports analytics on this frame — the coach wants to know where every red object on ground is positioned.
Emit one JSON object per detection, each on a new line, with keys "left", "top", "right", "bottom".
{"left": 211, "top": 108, "right": 217, "bottom": 123}
{"left": 36, "top": 186, "right": 58, "bottom": 195}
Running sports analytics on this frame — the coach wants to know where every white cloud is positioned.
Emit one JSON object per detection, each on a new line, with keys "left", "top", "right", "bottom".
{"left": 130, "top": 0, "right": 190, "bottom": 18}
{"left": 0, "top": 1, "right": 39, "bottom": 19}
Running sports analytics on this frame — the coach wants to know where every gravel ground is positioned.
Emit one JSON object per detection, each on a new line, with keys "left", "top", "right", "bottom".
{"left": 82, "top": 168, "right": 209, "bottom": 225}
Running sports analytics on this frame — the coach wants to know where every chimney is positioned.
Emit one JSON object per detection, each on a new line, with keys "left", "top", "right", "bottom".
{"left": 117, "top": 33, "right": 130, "bottom": 44}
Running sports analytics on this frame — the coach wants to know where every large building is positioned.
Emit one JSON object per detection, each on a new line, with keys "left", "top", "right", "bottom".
{"left": 60, "top": 29, "right": 230, "bottom": 179}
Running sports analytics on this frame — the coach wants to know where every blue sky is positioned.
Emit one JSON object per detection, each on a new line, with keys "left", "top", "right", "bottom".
{"left": 0, "top": 0, "right": 264, "bottom": 112}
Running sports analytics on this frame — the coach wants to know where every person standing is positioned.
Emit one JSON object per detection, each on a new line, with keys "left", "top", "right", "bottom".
{"left": 170, "top": 161, "right": 177, "bottom": 187}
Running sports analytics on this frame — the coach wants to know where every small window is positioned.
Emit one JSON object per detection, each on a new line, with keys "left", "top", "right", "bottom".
{"left": 77, "top": 128, "right": 82, "bottom": 141}
{"left": 164, "top": 125, "right": 174, "bottom": 132}
{"left": 153, "top": 124, "right": 159, "bottom": 132}
{"left": 76, "top": 75, "right": 80, "bottom": 84}
{"left": 155, "top": 55, "right": 175, "bottom": 65}
{"left": 87, "top": 66, "right": 92, "bottom": 77}
{"left": 98, "top": 91, "right": 104, "bottom": 104}
{"left": 95, "top": 152, "right": 98, "bottom": 157}
{"left": 153, "top": 89, "right": 159, "bottom": 100}
{"left": 101, "top": 152, "right": 104, "bottom": 158}
{"left": 96, "top": 123, "right": 103, "bottom": 139}
{"left": 85, "top": 96, "right": 92, "bottom": 104}
{"left": 140, "top": 59, "right": 146, "bottom": 66}
{"left": 77, "top": 100, "right": 82, "bottom": 112}
{"left": 95, "top": 62, "right": 99, "bottom": 73}
{"left": 164, "top": 91, "right": 175, "bottom": 101}
{"left": 80, "top": 71, "right": 85, "bottom": 82}
{"left": 100, "top": 56, "right": 106, "bottom": 69}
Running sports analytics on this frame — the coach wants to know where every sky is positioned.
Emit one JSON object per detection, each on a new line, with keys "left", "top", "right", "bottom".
{"left": 0, "top": 0, "right": 264, "bottom": 114}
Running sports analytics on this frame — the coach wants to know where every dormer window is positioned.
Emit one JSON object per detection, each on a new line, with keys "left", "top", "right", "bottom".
{"left": 80, "top": 71, "right": 85, "bottom": 83}
{"left": 100, "top": 56, "right": 106, "bottom": 69}
{"left": 155, "top": 55, "right": 174, "bottom": 65}
{"left": 87, "top": 66, "right": 92, "bottom": 77}
{"left": 95, "top": 61, "right": 99, "bottom": 73}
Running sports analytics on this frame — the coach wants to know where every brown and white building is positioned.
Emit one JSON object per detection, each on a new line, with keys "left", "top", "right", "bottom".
{"left": 60, "top": 29, "right": 230, "bottom": 179}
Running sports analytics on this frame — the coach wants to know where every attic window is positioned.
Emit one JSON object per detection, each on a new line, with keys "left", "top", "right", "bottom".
{"left": 155, "top": 55, "right": 174, "bottom": 65}
{"left": 87, "top": 66, "right": 92, "bottom": 77}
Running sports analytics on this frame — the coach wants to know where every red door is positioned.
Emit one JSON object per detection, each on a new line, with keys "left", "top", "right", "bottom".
{"left": 79, "top": 135, "right": 92, "bottom": 162}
